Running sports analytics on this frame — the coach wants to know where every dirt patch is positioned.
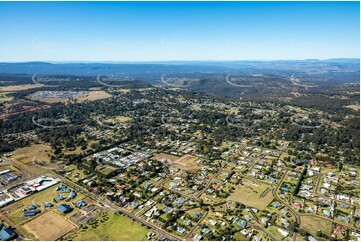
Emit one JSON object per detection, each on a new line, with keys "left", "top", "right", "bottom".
{"left": 171, "top": 155, "right": 201, "bottom": 172}
{"left": 152, "top": 153, "right": 179, "bottom": 162}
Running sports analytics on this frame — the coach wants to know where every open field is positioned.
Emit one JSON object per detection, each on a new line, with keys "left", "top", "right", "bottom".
{"left": 12, "top": 143, "right": 54, "bottom": 173}
{"left": 76, "top": 91, "right": 112, "bottom": 102}
{"left": 23, "top": 211, "right": 76, "bottom": 241}
{"left": 229, "top": 179, "right": 274, "bottom": 210}
{"left": 96, "top": 165, "right": 119, "bottom": 177}
{"left": 65, "top": 211, "right": 150, "bottom": 241}
{"left": 344, "top": 104, "right": 360, "bottom": 111}
{"left": 105, "top": 116, "right": 132, "bottom": 123}
{"left": 300, "top": 216, "right": 332, "bottom": 238}
{"left": 0, "top": 84, "right": 41, "bottom": 92}
{"left": 0, "top": 92, "right": 13, "bottom": 103}
{"left": 171, "top": 155, "right": 200, "bottom": 172}
{"left": 152, "top": 153, "right": 179, "bottom": 162}
{"left": 13, "top": 144, "right": 52, "bottom": 164}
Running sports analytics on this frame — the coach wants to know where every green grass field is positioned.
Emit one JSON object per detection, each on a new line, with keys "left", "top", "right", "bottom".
{"left": 65, "top": 211, "right": 151, "bottom": 240}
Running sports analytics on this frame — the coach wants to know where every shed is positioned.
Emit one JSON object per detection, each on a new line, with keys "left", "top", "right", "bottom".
{"left": 57, "top": 204, "right": 73, "bottom": 214}
{"left": 0, "top": 227, "right": 15, "bottom": 241}
{"left": 23, "top": 210, "right": 40, "bottom": 217}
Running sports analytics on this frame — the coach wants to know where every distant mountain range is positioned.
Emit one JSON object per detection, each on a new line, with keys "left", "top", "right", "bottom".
{"left": 0, "top": 59, "right": 359, "bottom": 77}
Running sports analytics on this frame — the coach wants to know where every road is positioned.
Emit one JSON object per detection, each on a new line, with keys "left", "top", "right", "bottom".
{"left": 50, "top": 171, "right": 181, "bottom": 241}
{"left": 195, "top": 171, "right": 220, "bottom": 198}
{"left": 225, "top": 74, "right": 255, "bottom": 88}
{"left": 272, "top": 169, "right": 300, "bottom": 241}
{"left": 252, "top": 224, "right": 277, "bottom": 241}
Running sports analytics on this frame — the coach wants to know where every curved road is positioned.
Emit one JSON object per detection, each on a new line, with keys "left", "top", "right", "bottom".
{"left": 225, "top": 74, "right": 255, "bottom": 88}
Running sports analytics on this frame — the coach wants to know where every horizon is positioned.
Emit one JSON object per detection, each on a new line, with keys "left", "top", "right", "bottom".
{"left": 0, "top": 1, "right": 359, "bottom": 62}
{"left": 1, "top": 57, "right": 360, "bottom": 64}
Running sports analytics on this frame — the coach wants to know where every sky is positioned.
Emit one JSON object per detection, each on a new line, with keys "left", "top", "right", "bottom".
{"left": 0, "top": 1, "right": 359, "bottom": 62}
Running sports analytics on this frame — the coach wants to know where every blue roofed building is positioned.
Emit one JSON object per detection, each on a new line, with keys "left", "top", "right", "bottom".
{"left": 60, "top": 188, "right": 71, "bottom": 193}
{"left": 68, "top": 191, "right": 77, "bottom": 199}
{"left": 245, "top": 215, "right": 253, "bottom": 221}
{"left": 323, "top": 210, "right": 331, "bottom": 217}
{"left": 0, "top": 227, "right": 15, "bottom": 241}
{"left": 56, "top": 184, "right": 67, "bottom": 191}
{"left": 76, "top": 200, "right": 87, "bottom": 207}
{"left": 237, "top": 220, "right": 247, "bottom": 228}
{"left": 338, "top": 216, "right": 350, "bottom": 223}
{"left": 44, "top": 202, "right": 53, "bottom": 208}
{"left": 144, "top": 182, "right": 151, "bottom": 190}
{"left": 28, "top": 205, "right": 38, "bottom": 210}
{"left": 56, "top": 194, "right": 65, "bottom": 200}
{"left": 281, "top": 186, "right": 289, "bottom": 192}
{"left": 57, "top": 204, "right": 73, "bottom": 214}
{"left": 23, "top": 210, "right": 41, "bottom": 217}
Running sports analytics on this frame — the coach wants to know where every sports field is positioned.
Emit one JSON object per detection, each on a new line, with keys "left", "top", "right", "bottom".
{"left": 23, "top": 211, "right": 76, "bottom": 241}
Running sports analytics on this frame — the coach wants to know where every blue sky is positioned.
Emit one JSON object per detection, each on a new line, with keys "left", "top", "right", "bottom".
{"left": 0, "top": 1, "right": 359, "bottom": 61}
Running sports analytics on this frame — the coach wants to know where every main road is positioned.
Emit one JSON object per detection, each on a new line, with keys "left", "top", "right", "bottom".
{"left": 50, "top": 171, "right": 181, "bottom": 241}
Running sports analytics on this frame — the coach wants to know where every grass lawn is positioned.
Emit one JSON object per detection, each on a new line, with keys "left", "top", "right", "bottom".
{"left": 65, "top": 211, "right": 151, "bottom": 240}
{"left": 96, "top": 165, "right": 119, "bottom": 177}
{"left": 265, "top": 225, "right": 283, "bottom": 241}
{"left": 233, "top": 232, "right": 246, "bottom": 241}
{"left": 300, "top": 216, "right": 332, "bottom": 238}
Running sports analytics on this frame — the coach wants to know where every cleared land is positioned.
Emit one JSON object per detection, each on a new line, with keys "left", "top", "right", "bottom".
{"left": 300, "top": 216, "right": 332, "bottom": 237}
{"left": 65, "top": 211, "right": 150, "bottom": 241}
{"left": 23, "top": 211, "right": 76, "bottom": 241}
{"left": 171, "top": 155, "right": 200, "bottom": 172}
{"left": 152, "top": 153, "right": 179, "bottom": 163}
{"left": 105, "top": 116, "right": 132, "bottom": 124}
{"left": 76, "top": 91, "right": 112, "bottom": 102}
{"left": 344, "top": 104, "right": 360, "bottom": 111}
{"left": 12, "top": 143, "right": 51, "bottom": 164}
{"left": 0, "top": 84, "right": 41, "bottom": 92}
{"left": 229, "top": 179, "right": 274, "bottom": 210}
